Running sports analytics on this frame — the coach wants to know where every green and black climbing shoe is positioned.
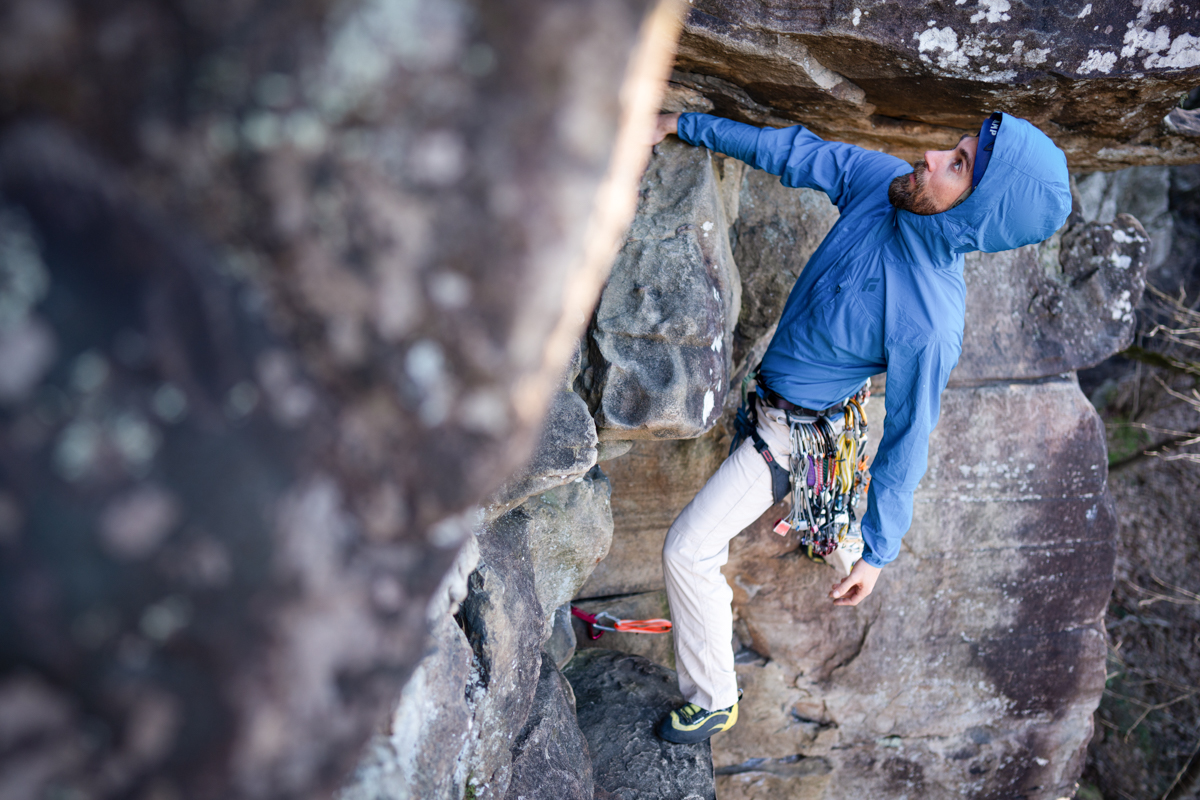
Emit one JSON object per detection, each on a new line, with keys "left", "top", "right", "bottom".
{"left": 656, "top": 697, "right": 739, "bottom": 744}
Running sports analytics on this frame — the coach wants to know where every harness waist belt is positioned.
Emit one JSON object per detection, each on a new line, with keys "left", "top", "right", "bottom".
{"left": 761, "top": 387, "right": 841, "bottom": 417}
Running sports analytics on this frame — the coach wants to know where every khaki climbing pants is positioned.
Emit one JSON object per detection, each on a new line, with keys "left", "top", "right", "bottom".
{"left": 662, "top": 397, "right": 845, "bottom": 711}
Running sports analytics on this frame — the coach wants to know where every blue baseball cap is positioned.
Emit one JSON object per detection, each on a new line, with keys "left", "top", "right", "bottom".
{"left": 973, "top": 112, "right": 1002, "bottom": 187}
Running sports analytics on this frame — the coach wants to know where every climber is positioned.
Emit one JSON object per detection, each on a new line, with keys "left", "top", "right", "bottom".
{"left": 649, "top": 110, "right": 1072, "bottom": 744}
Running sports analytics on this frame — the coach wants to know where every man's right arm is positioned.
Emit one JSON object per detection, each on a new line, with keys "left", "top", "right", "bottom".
{"left": 658, "top": 112, "right": 905, "bottom": 211}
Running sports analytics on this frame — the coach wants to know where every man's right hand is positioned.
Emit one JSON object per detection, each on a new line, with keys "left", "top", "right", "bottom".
{"left": 649, "top": 112, "right": 681, "bottom": 146}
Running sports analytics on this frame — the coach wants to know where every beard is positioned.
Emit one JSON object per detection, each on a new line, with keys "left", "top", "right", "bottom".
{"left": 888, "top": 161, "right": 942, "bottom": 216}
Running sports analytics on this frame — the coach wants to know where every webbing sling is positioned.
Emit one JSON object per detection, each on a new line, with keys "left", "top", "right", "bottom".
{"left": 730, "top": 368, "right": 791, "bottom": 506}
{"left": 751, "top": 425, "right": 793, "bottom": 506}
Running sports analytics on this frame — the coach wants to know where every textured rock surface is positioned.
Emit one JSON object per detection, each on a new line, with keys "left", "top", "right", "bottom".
{"left": 0, "top": 0, "right": 683, "bottom": 796}
{"left": 668, "top": 0, "right": 1200, "bottom": 170}
{"left": 717, "top": 379, "right": 1112, "bottom": 800}
{"left": 503, "top": 654, "right": 594, "bottom": 800}
{"left": 458, "top": 497, "right": 548, "bottom": 800}
{"left": 344, "top": 467, "right": 611, "bottom": 800}
{"left": 486, "top": 349, "right": 600, "bottom": 523}
{"left": 545, "top": 603, "right": 579, "bottom": 670}
{"left": 955, "top": 213, "right": 1149, "bottom": 383}
{"left": 339, "top": 614, "right": 475, "bottom": 800}
{"left": 564, "top": 649, "right": 716, "bottom": 800}
{"left": 587, "top": 137, "right": 741, "bottom": 440}
{"left": 523, "top": 467, "right": 615, "bottom": 640}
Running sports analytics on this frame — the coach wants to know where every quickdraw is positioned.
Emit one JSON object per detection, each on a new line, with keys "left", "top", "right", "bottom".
{"left": 570, "top": 606, "right": 673, "bottom": 641}
{"left": 732, "top": 366, "right": 871, "bottom": 559}
{"left": 774, "top": 386, "right": 870, "bottom": 557}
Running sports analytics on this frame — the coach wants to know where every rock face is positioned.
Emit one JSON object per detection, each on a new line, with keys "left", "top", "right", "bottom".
{"left": 504, "top": 654, "right": 595, "bottom": 800}
{"left": 716, "top": 379, "right": 1113, "bottom": 800}
{"left": 586, "top": 138, "right": 742, "bottom": 440}
{"left": 668, "top": 0, "right": 1200, "bottom": 170}
{"left": 486, "top": 349, "right": 600, "bottom": 523}
{"left": 342, "top": 464, "right": 613, "bottom": 800}
{"left": 2, "top": 1, "right": 1193, "bottom": 799}
{"left": 955, "top": 213, "right": 1149, "bottom": 383}
{"left": 564, "top": 649, "right": 717, "bottom": 800}
{"left": 339, "top": 614, "right": 475, "bottom": 800}
{"left": 0, "top": 0, "right": 683, "bottom": 796}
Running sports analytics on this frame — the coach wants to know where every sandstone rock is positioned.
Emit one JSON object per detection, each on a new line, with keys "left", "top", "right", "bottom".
{"left": 596, "top": 439, "right": 636, "bottom": 462}
{"left": 1075, "top": 166, "right": 1177, "bottom": 281}
{"left": 0, "top": 0, "right": 685, "bottom": 794}
{"left": 344, "top": 463, "right": 610, "bottom": 800}
{"left": 459, "top": 511, "right": 546, "bottom": 800}
{"left": 716, "top": 378, "right": 1112, "bottom": 800}
{"left": 545, "top": 604, "right": 579, "bottom": 670}
{"left": 954, "top": 213, "right": 1150, "bottom": 383}
{"left": 339, "top": 614, "right": 475, "bottom": 800}
{"left": 572, "top": 590, "right": 676, "bottom": 670}
{"left": 587, "top": 137, "right": 741, "bottom": 440}
{"left": 579, "top": 155, "right": 1137, "bottom": 799}
{"left": 668, "top": 0, "right": 1200, "bottom": 170}
{"left": 485, "top": 389, "right": 600, "bottom": 524}
{"left": 445, "top": 465, "right": 613, "bottom": 798}
{"left": 503, "top": 654, "right": 594, "bottom": 800}
{"left": 564, "top": 649, "right": 717, "bottom": 800}
{"left": 524, "top": 467, "right": 615, "bottom": 640}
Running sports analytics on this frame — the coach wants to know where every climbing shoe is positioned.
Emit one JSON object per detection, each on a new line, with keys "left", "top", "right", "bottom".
{"left": 656, "top": 696, "right": 740, "bottom": 744}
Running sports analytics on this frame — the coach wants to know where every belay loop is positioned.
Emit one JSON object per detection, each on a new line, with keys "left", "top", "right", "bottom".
{"left": 732, "top": 366, "right": 872, "bottom": 558}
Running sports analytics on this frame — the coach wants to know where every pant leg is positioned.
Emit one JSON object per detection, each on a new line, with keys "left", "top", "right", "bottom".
{"left": 662, "top": 401, "right": 792, "bottom": 711}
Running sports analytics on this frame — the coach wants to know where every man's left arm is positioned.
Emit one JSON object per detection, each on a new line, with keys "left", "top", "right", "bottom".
{"left": 831, "top": 337, "right": 961, "bottom": 606}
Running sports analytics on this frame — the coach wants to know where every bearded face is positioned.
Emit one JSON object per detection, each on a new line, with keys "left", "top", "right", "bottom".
{"left": 888, "top": 161, "right": 944, "bottom": 216}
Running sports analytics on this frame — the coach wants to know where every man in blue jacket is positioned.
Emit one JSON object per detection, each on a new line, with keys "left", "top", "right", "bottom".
{"left": 650, "top": 110, "right": 1072, "bottom": 744}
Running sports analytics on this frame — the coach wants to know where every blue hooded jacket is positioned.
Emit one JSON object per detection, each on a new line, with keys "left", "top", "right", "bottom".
{"left": 677, "top": 112, "right": 1072, "bottom": 567}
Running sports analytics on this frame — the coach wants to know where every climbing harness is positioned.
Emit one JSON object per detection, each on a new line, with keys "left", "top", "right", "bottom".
{"left": 570, "top": 606, "right": 673, "bottom": 641}
{"left": 731, "top": 366, "right": 871, "bottom": 559}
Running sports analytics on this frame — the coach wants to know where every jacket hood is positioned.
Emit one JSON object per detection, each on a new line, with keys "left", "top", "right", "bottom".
{"left": 934, "top": 113, "right": 1072, "bottom": 254}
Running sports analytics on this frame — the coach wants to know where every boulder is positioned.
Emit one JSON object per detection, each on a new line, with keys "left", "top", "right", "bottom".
{"left": 668, "top": 0, "right": 1200, "bottom": 170}
{"left": 564, "top": 649, "right": 717, "bottom": 800}
{"left": 0, "top": 0, "right": 685, "bottom": 795}
{"left": 1075, "top": 166, "right": 1177, "bottom": 283}
{"left": 503, "top": 654, "right": 594, "bottom": 800}
{"left": 338, "top": 614, "right": 475, "bottom": 800}
{"left": 587, "top": 137, "right": 742, "bottom": 440}
{"left": 954, "top": 213, "right": 1149, "bottom": 382}
{"left": 485, "top": 346, "right": 600, "bottom": 524}
{"left": 524, "top": 467, "right": 615, "bottom": 640}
